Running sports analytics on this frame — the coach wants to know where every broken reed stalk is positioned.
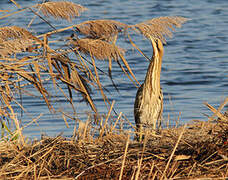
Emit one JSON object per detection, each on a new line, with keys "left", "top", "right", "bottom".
{"left": 99, "top": 100, "right": 115, "bottom": 137}
{"left": 207, "top": 97, "right": 228, "bottom": 121}
{"left": 205, "top": 103, "right": 227, "bottom": 122}
{"left": 135, "top": 133, "right": 148, "bottom": 180}
{"left": 13, "top": 115, "right": 25, "bottom": 145}
{"left": 161, "top": 124, "right": 187, "bottom": 179}
{"left": 110, "top": 112, "right": 123, "bottom": 132}
{"left": 90, "top": 55, "right": 111, "bottom": 111}
{"left": 0, "top": 28, "right": 98, "bottom": 125}
{"left": 148, "top": 161, "right": 155, "bottom": 179}
{"left": 119, "top": 134, "right": 130, "bottom": 180}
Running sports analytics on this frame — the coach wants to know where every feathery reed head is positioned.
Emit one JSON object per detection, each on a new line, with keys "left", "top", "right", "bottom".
{"left": 0, "top": 26, "right": 38, "bottom": 57}
{"left": 0, "top": 26, "right": 36, "bottom": 41}
{"left": 0, "top": 39, "right": 34, "bottom": 57}
{"left": 70, "top": 38, "right": 125, "bottom": 60}
{"left": 75, "top": 20, "right": 127, "bottom": 41}
{"left": 36, "top": 1, "right": 87, "bottom": 22}
{"left": 130, "top": 16, "right": 189, "bottom": 43}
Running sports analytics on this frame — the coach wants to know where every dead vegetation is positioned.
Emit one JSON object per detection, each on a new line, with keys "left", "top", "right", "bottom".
{"left": 75, "top": 20, "right": 128, "bottom": 41}
{"left": 0, "top": 102, "right": 227, "bottom": 179}
{"left": 36, "top": 1, "right": 88, "bottom": 22}
{"left": 70, "top": 38, "right": 125, "bottom": 61}
{"left": 129, "top": 16, "right": 189, "bottom": 43}
{"left": 0, "top": 26, "right": 40, "bottom": 56}
{"left": 0, "top": 0, "right": 189, "bottom": 120}
{"left": 0, "top": 1, "right": 227, "bottom": 179}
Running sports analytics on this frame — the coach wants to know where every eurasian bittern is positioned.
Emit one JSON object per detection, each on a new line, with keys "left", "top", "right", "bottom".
{"left": 134, "top": 37, "right": 164, "bottom": 138}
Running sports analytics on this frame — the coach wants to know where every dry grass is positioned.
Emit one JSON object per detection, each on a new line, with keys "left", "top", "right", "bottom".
{"left": 2, "top": 2, "right": 226, "bottom": 179}
{"left": 36, "top": 1, "right": 87, "bottom": 22}
{"left": 0, "top": 106, "right": 227, "bottom": 179}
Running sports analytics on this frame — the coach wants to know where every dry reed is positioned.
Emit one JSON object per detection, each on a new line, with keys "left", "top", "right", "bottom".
{"left": 70, "top": 38, "right": 125, "bottom": 61}
{"left": 2, "top": 2, "right": 225, "bottom": 179}
{"left": 75, "top": 20, "right": 127, "bottom": 41}
{"left": 0, "top": 38, "right": 35, "bottom": 57}
{"left": 0, "top": 26, "right": 40, "bottom": 57}
{"left": 36, "top": 1, "right": 87, "bottom": 22}
{"left": 0, "top": 26, "right": 36, "bottom": 40}
{"left": 0, "top": 108, "right": 227, "bottom": 179}
{"left": 130, "top": 16, "right": 189, "bottom": 43}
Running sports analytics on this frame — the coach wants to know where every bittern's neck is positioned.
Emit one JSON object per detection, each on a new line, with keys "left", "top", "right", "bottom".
{"left": 144, "top": 41, "right": 163, "bottom": 93}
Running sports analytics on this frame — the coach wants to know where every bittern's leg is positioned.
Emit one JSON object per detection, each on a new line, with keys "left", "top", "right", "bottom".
{"left": 139, "top": 124, "right": 144, "bottom": 141}
{"left": 157, "top": 117, "right": 162, "bottom": 132}
{"left": 135, "top": 124, "right": 144, "bottom": 141}
{"left": 151, "top": 121, "right": 156, "bottom": 135}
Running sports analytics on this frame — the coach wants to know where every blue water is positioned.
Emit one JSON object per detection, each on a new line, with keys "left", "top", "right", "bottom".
{"left": 1, "top": 0, "right": 227, "bottom": 139}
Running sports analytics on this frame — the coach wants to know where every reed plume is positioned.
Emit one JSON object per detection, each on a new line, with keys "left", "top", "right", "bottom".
{"left": 75, "top": 20, "right": 127, "bottom": 41}
{"left": 130, "top": 16, "right": 189, "bottom": 43}
{"left": 36, "top": 1, "right": 87, "bottom": 22}
{"left": 0, "top": 39, "right": 34, "bottom": 57}
{"left": 70, "top": 38, "right": 125, "bottom": 61}
{"left": 0, "top": 26, "right": 37, "bottom": 41}
{"left": 0, "top": 26, "right": 39, "bottom": 57}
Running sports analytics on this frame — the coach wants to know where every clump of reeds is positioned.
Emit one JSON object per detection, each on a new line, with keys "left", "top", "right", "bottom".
{"left": 0, "top": 38, "right": 35, "bottom": 57}
{"left": 75, "top": 20, "right": 127, "bottom": 41}
{"left": 0, "top": 26, "right": 40, "bottom": 57}
{"left": 3, "top": 2, "right": 226, "bottom": 179}
{"left": 0, "top": 0, "right": 190, "bottom": 137}
{"left": 0, "top": 26, "right": 35, "bottom": 40}
{"left": 36, "top": 1, "right": 87, "bottom": 22}
{"left": 70, "top": 38, "right": 125, "bottom": 61}
{"left": 0, "top": 102, "right": 227, "bottom": 179}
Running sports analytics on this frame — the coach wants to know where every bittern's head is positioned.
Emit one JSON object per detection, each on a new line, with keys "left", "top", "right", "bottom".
{"left": 151, "top": 38, "right": 164, "bottom": 58}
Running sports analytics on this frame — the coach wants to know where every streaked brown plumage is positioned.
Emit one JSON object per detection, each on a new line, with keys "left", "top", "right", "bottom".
{"left": 134, "top": 38, "right": 164, "bottom": 138}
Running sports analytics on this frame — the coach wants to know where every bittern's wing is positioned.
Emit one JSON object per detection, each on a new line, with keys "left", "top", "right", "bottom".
{"left": 134, "top": 83, "right": 144, "bottom": 127}
{"left": 157, "top": 88, "right": 163, "bottom": 129}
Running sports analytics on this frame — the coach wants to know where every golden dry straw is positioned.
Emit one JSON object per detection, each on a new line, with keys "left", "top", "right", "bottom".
{"left": 36, "top": 1, "right": 88, "bottom": 22}
{"left": 0, "top": 118, "right": 227, "bottom": 179}
{"left": 130, "top": 16, "right": 189, "bottom": 43}
{"left": 75, "top": 20, "right": 127, "bottom": 41}
{"left": 70, "top": 38, "right": 125, "bottom": 61}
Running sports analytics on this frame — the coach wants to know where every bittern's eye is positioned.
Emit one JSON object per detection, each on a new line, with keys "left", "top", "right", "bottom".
{"left": 156, "top": 43, "right": 160, "bottom": 50}
{"left": 156, "top": 40, "right": 163, "bottom": 51}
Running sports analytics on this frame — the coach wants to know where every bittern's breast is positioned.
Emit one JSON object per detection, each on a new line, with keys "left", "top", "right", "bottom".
{"left": 139, "top": 90, "right": 162, "bottom": 126}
